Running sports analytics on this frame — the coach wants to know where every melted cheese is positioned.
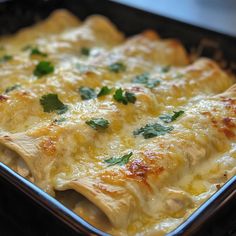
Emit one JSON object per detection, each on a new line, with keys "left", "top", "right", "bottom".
{"left": 0, "top": 9, "right": 235, "bottom": 236}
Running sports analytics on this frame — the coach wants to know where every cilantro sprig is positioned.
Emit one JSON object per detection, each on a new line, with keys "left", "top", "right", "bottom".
{"left": 5, "top": 84, "right": 21, "bottom": 93}
{"left": 132, "top": 73, "right": 149, "bottom": 84}
{"left": 0, "top": 55, "right": 13, "bottom": 63}
{"left": 133, "top": 123, "right": 173, "bottom": 139}
{"left": 80, "top": 47, "right": 90, "bottom": 56}
{"left": 159, "top": 110, "right": 184, "bottom": 123}
{"left": 79, "top": 86, "right": 113, "bottom": 100}
{"left": 104, "top": 152, "right": 133, "bottom": 166}
{"left": 40, "top": 94, "right": 68, "bottom": 114}
{"left": 86, "top": 118, "right": 109, "bottom": 130}
{"left": 30, "top": 48, "right": 47, "bottom": 57}
{"left": 161, "top": 65, "right": 171, "bottom": 73}
{"left": 79, "top": 87, "right": 97, "bottom": 100}
{"left": 132, "top": 72, "right": 160, "bottom": 89}
{"left": 113, "top": 88, "right": 136, "bottom": 105}
{"left": 78, "top": 86, "right": 136, "bottom": 104}
{"left": 108, "top": 62, "right": 126, "bottom": 73}
{"left": 33, "top": 61, "right": 54, "bottom": 77}
{"left": 97, "top": 86, "right": 113, "bottom": 97}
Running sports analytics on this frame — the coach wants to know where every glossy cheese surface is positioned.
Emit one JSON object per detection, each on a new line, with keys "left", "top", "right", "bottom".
{"left": 0, "top": 10, "right": 235, "bottom": 236}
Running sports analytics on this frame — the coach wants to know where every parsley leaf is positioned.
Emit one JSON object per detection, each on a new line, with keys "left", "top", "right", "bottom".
{"left": 125, "top": 91, "right": 136, "bottom": 103}
{"left": 5, "top": 84, "right": 21, "bottom": 93}
{"left": 79, "top": 87, "right": 96, "bottom": 100}
{"left": 33, "top": 61, "right": 54, "bottom": 77}
{"left": 104, "top": 152, "right": 133, "bottom": 166}
{"left": 159, "top": 110, "right": 184, "bottom": 123}
{"left": 132, "top": 72, "right": 160, "bottom": 89}
{"left": 161, "top": 65, "right": 171, "bottom": 73}
{"left": 80, "top": 47, "right": 90, "bottom": 56}
{"left": 86, "top": 118, "right": 109, "bottom": 130}
{"left": 133, "top": 123, "right": 173, "bottom": 139}
{"left": 30, "top": 48, "right": 47, "bottom": 57}
{"left": 40, "top": 94, "right": 68, "bottom": 114}
{"left": 97, "top": 86, "right": 113, "bottom": 97}
{"left": 0, "top": 55, "right": 13, "bottom": 63}
{"left": 132, "top": 73, "right": 149, "bottom": 84}
{"left": 108, "top": 62, "right": 126, "bottom": 73}
{"left": 113, "top": 88, "right": 125, "bottom": 103}
{"left": 146, "top": 80, "right": 160, "bottom": 88}
{"left": 113, "top": 88, "right": 136, "bottom": 105}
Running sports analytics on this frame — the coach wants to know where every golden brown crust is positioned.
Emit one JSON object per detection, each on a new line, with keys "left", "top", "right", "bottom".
{"left": 84, "top": 15, "right": 124, "bottom": 45}
{"left": 140, "top": 30, "right": 160, "bottom": 40}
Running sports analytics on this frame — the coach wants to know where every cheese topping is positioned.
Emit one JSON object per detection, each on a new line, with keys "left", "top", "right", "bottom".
{"left": 0, "top": 10, "right": 235, "bottom": 235}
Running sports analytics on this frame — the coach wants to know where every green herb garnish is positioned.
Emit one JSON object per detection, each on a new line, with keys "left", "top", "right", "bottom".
{"left": 5, "top": 84, "right": 21, "bottom": 93}
{"left": 30, "top": 48, "right": 47, "bottom": 57}
{"left": 33, "top": 61, "right": 54, "bottom": 77}
{"left": 159, "top": 110, "right": 184, "bottom": 123}
{"left": 80, "top": 47, "right": 90, "bottom": 56}
{"left": 79, "top": 87, "right": 96, "bottom": 100}
{"left": 146, "top": 79, "right": 160, "bottom": 88}
{"left": 97, "top": 86, "right": 113, "bottom": 97}
{"left": 113, "top": 88, "right": 136, "bottom": 105}
{"left": 161, "top": 65, "right": 171, "bottom": 73}
{"left": 86, "top": 118, "right": 109, "bottom": 130}
{"left": 108, "top": 62, "right": 126, "bottom": 73}
{"left": 132, "top": 73, "right": 149, "bottom": 84}
{"left": 0, "top": 55, "right": 13, "bottom": 63}
{"left": 125, "top": 91, "right": 136, "bottom": 103}
{"left": 132, "top": 72, "right": 160, "bottom": 88}
{"left": 40, "top": 94, "right": 68, "bottom": 114}
{"left": 104, "top": 152, "right": 133, "bottom": 166}
{"left": 133, "top": 123, "right": 174, "bottom": 139}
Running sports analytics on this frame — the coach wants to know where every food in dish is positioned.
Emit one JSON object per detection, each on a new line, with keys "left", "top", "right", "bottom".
{"left": 0, "top": 9, "right": 235, "bottom": 235}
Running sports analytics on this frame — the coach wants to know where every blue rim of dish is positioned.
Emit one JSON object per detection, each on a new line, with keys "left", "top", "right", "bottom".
{"left": 168, "top": 175, "right": 236, "bottom": 235}
{"left": 0, "top": 0, "right": 235, "bottom": 234}
{"left": 1, "top": 162, "right": 236, "bottom": 236}
{"left": 0, "top": 163, "right": 109, "bottom": 236}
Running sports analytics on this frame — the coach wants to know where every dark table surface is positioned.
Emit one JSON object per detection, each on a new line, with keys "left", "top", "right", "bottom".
{"left": 0, "top": 176, "right": 236, "bottom": 236}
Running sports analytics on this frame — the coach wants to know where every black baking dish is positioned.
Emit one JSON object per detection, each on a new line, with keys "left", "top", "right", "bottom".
{"left": 0, "top": 0, "right": 236, "bottom": 235}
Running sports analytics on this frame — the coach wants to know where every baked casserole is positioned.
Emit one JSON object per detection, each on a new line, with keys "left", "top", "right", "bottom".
{"left": 0, "top": 10, "right": 235, "bottom": 235}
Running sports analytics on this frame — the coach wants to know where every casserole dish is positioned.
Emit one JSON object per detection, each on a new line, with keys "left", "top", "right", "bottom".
{"left": 0, "top": 0, "right": 236, "bottom": 235}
